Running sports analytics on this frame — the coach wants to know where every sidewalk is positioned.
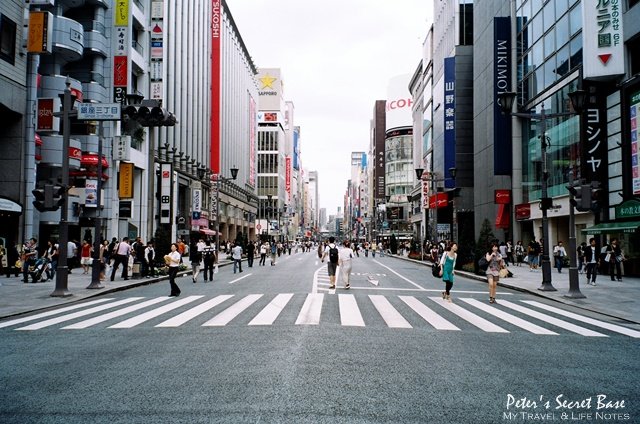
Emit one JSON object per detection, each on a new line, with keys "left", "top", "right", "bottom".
{"left": 0, "top": 257, "right": 234, "bottom": 319}
{"left": 393, "top": 254, "right": 640, "bottom": 324}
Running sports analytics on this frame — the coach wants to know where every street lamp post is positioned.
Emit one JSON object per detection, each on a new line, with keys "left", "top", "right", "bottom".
{"left": 214, "top": 167, "right": 238, "bottom": 263}
{"left": 498, "top": 89, "right": 587, "bottom": 293}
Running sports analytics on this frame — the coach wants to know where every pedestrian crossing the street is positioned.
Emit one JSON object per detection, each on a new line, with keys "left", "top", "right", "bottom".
{"left": 2, "top": 293, "right": 639, "bottom": 338}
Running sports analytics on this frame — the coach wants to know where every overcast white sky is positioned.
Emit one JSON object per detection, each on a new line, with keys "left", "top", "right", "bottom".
{"left": 226, "top": 0, "right": 430, "bottom": 215}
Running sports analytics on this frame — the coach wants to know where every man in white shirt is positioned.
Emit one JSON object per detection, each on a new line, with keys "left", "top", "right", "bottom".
{"left": 232, "top": 242, "right": 243, "bottom": 274}
{"left": 111, "top": 237, "right": 132, "bottom": 281}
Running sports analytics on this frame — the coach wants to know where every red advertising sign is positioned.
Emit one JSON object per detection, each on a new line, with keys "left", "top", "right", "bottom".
{"left": 429, "top": 193, "right": 448, "bottom": 209}
{"left": 210, "top": 0, "right": 221, "bottom": 174}
{"left": 495, "top": 189, "right": 511, "bottom": 204}
{"left": 422, "top": 180, "right": 429, "bottom": 209}
{"left": 285, "top": 156, "right": 291, "bottom": 196}
{"left": 515, "top": 203, "right": 531, "bottom": 220}
{"left": 113, "top": 55, "right": 128, "bottom": 87}
{"left": 37, "top": 98, "right": 54, "bottom": 131}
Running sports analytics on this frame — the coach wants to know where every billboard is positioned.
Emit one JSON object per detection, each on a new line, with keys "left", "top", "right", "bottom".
{"left": 210, "top": 0, "right": 222, "bottom": 174}
{"left": 582, "top": 0, "right": 624, "bottom": 80}
{"left": 257, "top": 68, "right": 283, "bottom": 111}
{"left": 386, "top": 74, "right": 413, "bottom": 131}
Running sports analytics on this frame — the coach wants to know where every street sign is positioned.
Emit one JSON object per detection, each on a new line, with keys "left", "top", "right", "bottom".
{"left": 77, "top": 103, "right": 121, "bottom": 120}
{"left": 192, "top": 211, "right": 201, "bottom": 220}
{"left": 256, "top": 223, "right": 262, "bottom": 231}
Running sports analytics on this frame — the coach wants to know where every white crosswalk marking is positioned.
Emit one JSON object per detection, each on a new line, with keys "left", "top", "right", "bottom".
{"left": 295, "top": 293, "right": 324, "bottom": 325}
{"left": 16, "top": 298, "right": 144, "bottom": 331}
{"left": 369, "top": 295, "right": 412, "bottom": 328}
{"left": 202, "top": 294, "right": 263, "bottom": 326}
{"left": 522, "top": 301, "right": 640, "bottom": 338}
{"left": 63, "top": 297, "right": 171, "bottom": 329}
{"left": 460, "top": 298, "right": 558, "bottom": 335}
{"left": 496, "top": 300, "right": 608, "bottom": 337}
{"left": 339, "top": 294, "right": 365, "bottom": 327}
{"left": 429, "top": 297, "right": 509, "bottom": 333}
{"left": 399, "top": 296, "right": 459, "bottom": 330}
{"left": 248, "top": 293, "right": 294, "bottom": 326}
{"left": 109, "top": 296, "right": 204, "bottom": 328}
{"left": 156, "top": 295, "right": 234, "bottom": 327}
{"left": 0, "top": 298, "right": 113, "bottom": 329}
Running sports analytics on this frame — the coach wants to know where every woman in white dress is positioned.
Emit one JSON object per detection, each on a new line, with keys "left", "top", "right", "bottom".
{"left": 338, "top": 240, "right": 355, "bottom": 289}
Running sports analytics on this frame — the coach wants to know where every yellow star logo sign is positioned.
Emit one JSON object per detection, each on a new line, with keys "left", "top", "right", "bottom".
{"left": 259, "top": 75, "right": 277, "bottom": 89}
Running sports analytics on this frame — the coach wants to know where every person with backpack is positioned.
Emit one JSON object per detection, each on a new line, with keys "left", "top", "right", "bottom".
{"left": 321, "top": 236, "right": 339, "bottom": 289}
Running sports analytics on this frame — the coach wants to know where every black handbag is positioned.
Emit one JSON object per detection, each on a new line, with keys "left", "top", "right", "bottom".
{"left": 432, "top": 263, "right": 441, "bottom": 277}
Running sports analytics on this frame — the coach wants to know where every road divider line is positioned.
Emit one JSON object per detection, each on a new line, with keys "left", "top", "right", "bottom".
{"left": 228, "top": 273, "right": 253, "bottom": 284}
{"left": 372, "top": 260, "right": 425, "bottom": 290}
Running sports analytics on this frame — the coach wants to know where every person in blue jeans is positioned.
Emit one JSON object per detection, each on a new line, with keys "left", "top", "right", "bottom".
{"left": 439, "top": 242, "right": 458, "bottom": 303}
{"left": 232, "top": 242, "right": 243, "bottom": 274}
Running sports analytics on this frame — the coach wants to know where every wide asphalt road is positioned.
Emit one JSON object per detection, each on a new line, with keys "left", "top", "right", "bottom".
{"left": 1, "top": 249, "right": 638, "bottom": 423}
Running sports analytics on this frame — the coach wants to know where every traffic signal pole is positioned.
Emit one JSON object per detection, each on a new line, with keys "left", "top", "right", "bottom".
{"left": 51, "top": 78, "right": 73, "bottom": 297}
{"left": 566, "top": 171, "right": 585, "bottom": 299}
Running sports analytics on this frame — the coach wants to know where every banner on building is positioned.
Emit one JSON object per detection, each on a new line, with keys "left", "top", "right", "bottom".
{"left": 630, "top": 89, "right": 640, "bottom": 195}
{"left": 443, "top": 57, "right": 456, "bottom": 189}
{"left": 285, "top": 156, "right": 292, "bottom": 198}
{"left": 85, "top": 180, "right": 98, "bottom": 208}
{"left": 249, "top": 95, "right": 257, "bottom": 187}
{"left": 582, "top": 0, "right": 624, "bottom": 80}
{"left": 113, "top": 56, "right": 128, "bottom": 87}
{"left": 210, "top": 0, "right": 222, "bottom": 174}
{"left": 160, "top": 163, "right": 172, "bottom": 224}
{"left": 118, "top": 162, "right": 134, "bottom": 199}
{"left": 581, "top": 80, "right": 608, "bottom": 189}
{"left": 27, "top": 11, "right": 53, "bottom": 54}
{"left": 493, "top": 17, "right": 512, "bottom": 175}
{"left": 114, "top": 0, "right": 129, "bottom": 26}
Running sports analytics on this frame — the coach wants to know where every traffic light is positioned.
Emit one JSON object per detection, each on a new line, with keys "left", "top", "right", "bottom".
{"left": 121, "top": 105, "right": 175, "bottom": 127}
{"left": 32, "top": 184, "right": 64, "bottom": 212}
{"left": 590, "top": 181, "right": 602, "bottom": 212}
{"left": 568, "top": 184, "right": 591, "bottom": 212}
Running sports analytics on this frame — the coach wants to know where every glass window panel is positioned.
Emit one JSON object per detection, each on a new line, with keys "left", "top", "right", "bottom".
{"left": 531, "top": 40, "right": 543, "bottom": 68}
{"left": 556, "top": 13, "right": 570, "bottom": 48}
{"left": 543, "top": 1, "right": 555, "bottom": 33}
{"left": 544, "top": 28, "right": 555, "bottom": 58}
{"left": 570, "top": 36, "right": 582, "bottom": 70}
{"left": 531, "top": 14, "right": 543, "bottom": 42}
{"left": 556, "top": 44, "right": 570, "bottom": 77}
{"left": 530, "top": 0, "right": 542, "bottom": 17}
{"left": 556, "top": 0, "right": 569, "bottom": 18}
{"left": 534, "top": 66, "right": 545, "bottom": 97}
{"left": 544, "top": 55, "right": 557, "bottom": 88}
{"left": 569, "top": 5, "right": 581, "bottom": 36}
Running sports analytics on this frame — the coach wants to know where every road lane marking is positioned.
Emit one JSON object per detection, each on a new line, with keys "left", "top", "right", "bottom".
{"left": 156, "top": 295, "right": 234, "bottom": 327}
{"left": 369, "top": 295, "right": 412, "bottom": 328}
{"left": 228, "top": 273, "right": 253, "bottom": 284}
{"left": 295, "top": 293, "right": 324, "bottom": 325}
{"left": 460, "top": 298, "right": 558, "bottom": 335}
{"left": 399, "top": 296, "right": 459, "bottom": 330}
{"left": 64, "top": 297, "right": 171, "bottom": 329}
{"left": 202, "top": 294, "right": 263, "bottom": 326}
{"left": 0, "top": 298, "right": 113, "bottom": 329}
{"left": 108, "top": 296, "right": 203, "bottom": 328}
{"left": 248, "top": 293, "right": 294, "bottom": 326}
{"left": 372, "top": 260, "right": 425, "bottom": 290}
{"left": 522, "top": 300, "right": 640, "bottom": 338}
{"left": 497, "top": 300, "right": 608, "bottom": 337}
{"left": 17, "top": 298, "right": 144, "bottom": 330}
{"left": 429, "top": 297, "right": 509, "bottom": 333}
{"left": 339, "top": 294, "right": 365, "bottom": 327}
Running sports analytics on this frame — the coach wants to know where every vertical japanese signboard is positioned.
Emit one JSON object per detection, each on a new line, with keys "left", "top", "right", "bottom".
{"left": 160, "top": 163, "right": 172, "bottom": 224}
{"left": 443, "top": 57, "right": 456, "bottom": 189}
{"left": 113, "top": 0, "right": 129, "bottom": 101}
{"left": 582, "top": 0, "right": 624, "bottom": 80}
{"left": 631, "top": 89, "right": 640, "bottom": 195}
{"left": 119, "top": 162, "right": 134, "bottom": 199}
{"left": 494, "top": 17, "right": 512, "bottom": 175}
{"left": 581, "top": 81, "right": 608, "bottom": 191}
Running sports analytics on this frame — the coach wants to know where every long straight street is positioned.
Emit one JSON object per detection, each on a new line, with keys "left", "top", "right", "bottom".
{"left": 1, "top": 250, "right": 638, "bottom": 423}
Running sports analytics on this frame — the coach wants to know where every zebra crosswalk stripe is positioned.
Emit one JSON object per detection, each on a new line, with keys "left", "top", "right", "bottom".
{"left": 0, "top": 298, "right": 113, "bottom": 329}
{"left": 460, "top": 298, "right": 558, "bottom": 335}
{"left": 428, "top": 297, "right": 509, "bottom": 333}
{"left": 339, "top": 294, "right": 365, "bottom": 327}
{"left": 496, "top": 300, "right": 608, "bottom": 337}
{"left": 369, "top": 295, "right": 412, "bottom": 328}
{"left": 63, "top": 297, "right": 171, "bottom": 329}
{"left": 109, "top": 296, "right": 204, "bottom": 329}
{"left": 156, "top": 295, "right": 234, "bottom": 328}
{"left": 295, "top": 293, "right": 324, "bottom": 325}
{"left": 202, "top": 294, "right": 263, "bottom": 326}
{"left": 17, "top": 298, "right": 144, "bottom": 331}
{"left": 248, "top": 293, "right": 294, "bottom": 326}
{"left": 522, "top": 300, "right": 640, "bottom": 338}
{"left": 399, "top": 296, "right": 459, "bottom": 331}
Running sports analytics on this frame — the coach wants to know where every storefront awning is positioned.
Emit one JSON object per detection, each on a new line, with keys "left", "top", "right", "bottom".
{"left": 582, "top": 221, "right": 640, "bottom": 235}
{"left": 495, "top": 204, "right": 510, "bottom": 229}
{"left": 199, "top": 228, "right": 217, "bottom": 236}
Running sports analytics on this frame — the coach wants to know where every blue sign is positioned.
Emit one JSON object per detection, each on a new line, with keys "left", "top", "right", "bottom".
{"left": 192, "top": 211, "right": 201, "bottom": 220}
{"left": 494, "top": 17, "right": 513, "bottom": 175}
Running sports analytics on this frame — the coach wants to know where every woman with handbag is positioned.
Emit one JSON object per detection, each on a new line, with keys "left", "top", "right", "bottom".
{"left": 164, "top": 243, "right": 182, "bottom": 297}
{"left": 439, "top": 242, "right": 458, "bottom": 303}
{"left": 485, "top": 243, "right": 505, "bottom": 304}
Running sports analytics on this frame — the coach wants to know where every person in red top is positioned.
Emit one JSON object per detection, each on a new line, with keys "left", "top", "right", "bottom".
{"left": 80, "top": 239, "right": 93, "bottom": 274}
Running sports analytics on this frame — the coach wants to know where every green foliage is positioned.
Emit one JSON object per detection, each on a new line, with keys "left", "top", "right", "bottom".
{"left": 154, "top": 226, "right": 171, "bottom": 259}
{"left": 476, "top": 218, "right": 496, "bottom": 255}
